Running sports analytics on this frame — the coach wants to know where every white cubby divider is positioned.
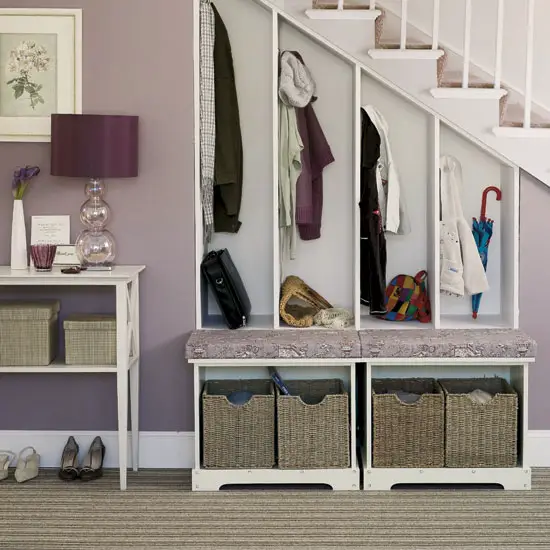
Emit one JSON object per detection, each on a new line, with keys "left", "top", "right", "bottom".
{"left": 429, "top": 117, "right": 442, "bottom": 330}
{"left": 194, "top": 0, "right": 520, "bottom": 332}
{"left": 272, "top": 9, "right": 281, "bottom": 329}
{"left": 352, "top": 64, "right": 362, "bottom": 331}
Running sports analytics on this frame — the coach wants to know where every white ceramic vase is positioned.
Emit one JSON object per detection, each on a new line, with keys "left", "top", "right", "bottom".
{"left": 10, "top": 199, "right": 28, "bottom": 270}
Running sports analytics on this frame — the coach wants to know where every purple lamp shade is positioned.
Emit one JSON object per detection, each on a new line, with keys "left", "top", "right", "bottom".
{"left": 50, "top": 114, "right": 139, "bottom": 178}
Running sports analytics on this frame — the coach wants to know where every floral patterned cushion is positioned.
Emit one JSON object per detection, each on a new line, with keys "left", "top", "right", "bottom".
{"left": 185, "top": 328, "right": 536, "bottom": 361}
{"left": 186, "top": 329, "right": 361, "bottom": 360}
{"left": 359, "top": 329, "right": 537, "bottom": 359}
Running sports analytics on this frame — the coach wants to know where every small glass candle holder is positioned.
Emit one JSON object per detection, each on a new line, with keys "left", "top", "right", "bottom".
{"left": 30, "top": 244, "right": 57, "bottom": 272}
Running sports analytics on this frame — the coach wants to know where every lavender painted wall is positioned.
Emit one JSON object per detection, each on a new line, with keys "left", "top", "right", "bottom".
{"left": 519, "top": 173, "right": 550, "bottom": 430}
{"left": 0, "top": 0, "right": 195, "bottom": 431}
{"left": 0, "top": 0, "right": 548, "bottom": 435}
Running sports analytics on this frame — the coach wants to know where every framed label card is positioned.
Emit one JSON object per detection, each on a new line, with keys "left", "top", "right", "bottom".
{"left": 0, "top": 8, "right": 82, "bottom": 142}
{"left": 53, "top": 244, "right": 79, "bottom": 266}
{"left": 31, "top": 215, "right": 70, "bottom": 245}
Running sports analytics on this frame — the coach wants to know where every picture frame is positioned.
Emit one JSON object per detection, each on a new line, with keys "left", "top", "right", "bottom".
{"left": 53, "top": 244, "right": 79, "bottom": 266}
{"left": 0, "top": 8, "right": 82, "bottom": 142}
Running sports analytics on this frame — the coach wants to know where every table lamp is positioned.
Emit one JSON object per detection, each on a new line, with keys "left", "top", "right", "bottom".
{"left": 50, "top": 114, "right": 139, "bottom": 271}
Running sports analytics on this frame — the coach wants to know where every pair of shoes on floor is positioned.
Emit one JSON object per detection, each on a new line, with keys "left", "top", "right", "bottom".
{"left": 0, "top": 447, "right": 40, "bottom": 483}
{"left": 58, "top": 436, "right": 105, "bottom": 482}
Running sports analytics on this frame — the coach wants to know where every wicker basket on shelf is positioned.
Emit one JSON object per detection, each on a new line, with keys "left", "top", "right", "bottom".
{"left": 277, "top": 379, "right": 349, "bottom": 469}
{"left": 202, "top": 379, "right": 275, "bottom": 469}
{"left": 64, "top": 314, "right": 116, "bottom": 365}
{"left": 440, "top": 377, "right": 518, "bottom": 468}
{"left": 0, "top": 301, "right": 60, "bottom": 366}
{"left": 372, "top": 378, "right": 445, "bottom": 468}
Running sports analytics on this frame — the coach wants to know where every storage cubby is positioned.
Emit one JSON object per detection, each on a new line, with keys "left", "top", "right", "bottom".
{"left": 362, "top": 359, "right": 530, "bottom": 490}
{"left": 192, "top": 361, "right": 359, "bottom": 490}
{"left": 197, "top": 0, "right": 275, "bottom": 329}
{"left": 277, "top": 22, "right": 355, "bottom": 325}
{"left": 359, "top": 74, "right": 437, "bottom": 330}
{"left": 438, "top": 124, "right": 519, "bottom": 330}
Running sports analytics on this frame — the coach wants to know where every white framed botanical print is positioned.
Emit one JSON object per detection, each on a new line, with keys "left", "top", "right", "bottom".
{"left": 0, "top": 8, "right": 82, "bottom": 142}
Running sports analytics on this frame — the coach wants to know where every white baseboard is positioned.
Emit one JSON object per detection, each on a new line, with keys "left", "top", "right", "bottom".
{"left": 1, "top": 430, "right": 549, "bottom": 469}
{"left": 525, "top": 430, "right": 550, "bottom": 467}
{"left": 0, "top": 430, "right": 195, "bottom": 469}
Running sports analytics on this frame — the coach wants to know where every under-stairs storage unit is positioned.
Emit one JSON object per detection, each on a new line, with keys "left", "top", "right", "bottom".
{"left": 191, "top": 0, "right": 534, "bottom": 492}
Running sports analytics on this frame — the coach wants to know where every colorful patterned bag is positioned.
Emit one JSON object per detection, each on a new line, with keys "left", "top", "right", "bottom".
{"left": 378, "top": 270, "right": 431, "bottom": 323}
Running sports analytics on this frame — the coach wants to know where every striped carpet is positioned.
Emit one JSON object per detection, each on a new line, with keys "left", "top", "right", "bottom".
{"left": 1, "top": 469, "right": 549, "bottom": 549}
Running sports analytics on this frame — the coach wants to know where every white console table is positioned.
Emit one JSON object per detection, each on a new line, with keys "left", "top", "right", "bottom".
{"left": 0, "top": 265, "right": 145, "bottom": 491}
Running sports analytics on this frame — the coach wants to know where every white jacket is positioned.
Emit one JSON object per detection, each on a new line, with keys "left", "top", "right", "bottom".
{"left": 363, "top": 105, "right": 410, "bottom": 235}
{"left": 440, "top": 155, "right": 489, "bottom": 297}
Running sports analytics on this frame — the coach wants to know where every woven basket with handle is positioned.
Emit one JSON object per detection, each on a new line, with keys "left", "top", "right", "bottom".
{"left": 279, "top": 275, "right": 332, "bottom": 328}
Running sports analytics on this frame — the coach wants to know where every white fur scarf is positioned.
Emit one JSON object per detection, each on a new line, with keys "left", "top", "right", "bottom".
{"left": 278, "top": 51, "right": 316, "bottom": 108}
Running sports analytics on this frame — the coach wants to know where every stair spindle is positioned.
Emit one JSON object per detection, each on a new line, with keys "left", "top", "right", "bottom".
{"left": 494, "top": 0, "right": 504, "bottom": 89}
{"left": 337, "top": 0, "right": 344, "bottom": 10}
{"left": 524, "top": 0, "right": 535, "bottom": 129}
{"left": 370, "top": 0, "right": 376, "bottom": 9}
{"left": 400, "top": 0, "right": 408, "bottom": 50}
{"left": 462, "top": 0, "right": 472, "bottom": 88}
{"left": 432, "top": 0, "right": 440, "bottom": 50}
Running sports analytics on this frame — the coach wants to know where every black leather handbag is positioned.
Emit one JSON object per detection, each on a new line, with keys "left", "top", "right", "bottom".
{"left": 201, "top": 249, "right": 251, "bottom": 329}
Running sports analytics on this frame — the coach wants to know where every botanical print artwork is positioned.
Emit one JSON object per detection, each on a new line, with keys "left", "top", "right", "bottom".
{"left": 7, "top": 40, "right": 50, "bottom": 108}
{"left": 0, "top": 34, "right": 57, "bottom": 117}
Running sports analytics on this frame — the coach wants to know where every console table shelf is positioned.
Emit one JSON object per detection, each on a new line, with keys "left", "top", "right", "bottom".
{"left": 0, "top": 265, "right": 145, "bottom": 491}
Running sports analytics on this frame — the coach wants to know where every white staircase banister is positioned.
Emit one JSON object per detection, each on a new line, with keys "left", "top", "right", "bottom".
{"left": 494, "top": 0, "right": 504, "bottom": 89}
{"left": 400, "top": 0, "right": 408, "bottom": 50}
{"left": 524, "top": 0, "right": 535, "bottom": 129}
{"left": 432, "top": 0, "right": 440, "bottom": 50}
{"left": 462, "top": 0, "right": 472, "bottom": 88}
{"left": 370, "top": 0, "right": 376, "bottom": 9}
{"left": 337, "top": 0, "right": 344, "bottom": 10}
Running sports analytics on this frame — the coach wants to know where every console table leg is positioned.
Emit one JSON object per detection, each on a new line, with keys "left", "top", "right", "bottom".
{"left": 130, "top": 361, "right": 140, "bottom": 472}
{"left": 116, "top": 282, "right": 129, "bottom": 491}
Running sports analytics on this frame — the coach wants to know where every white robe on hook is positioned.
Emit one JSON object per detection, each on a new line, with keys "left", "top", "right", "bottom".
{"left": 440, "top": 155, "right": 489, "bottom": 297}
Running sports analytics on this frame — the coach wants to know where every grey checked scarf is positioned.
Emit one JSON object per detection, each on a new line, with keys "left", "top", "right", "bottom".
{"left": 200, "top": 0, "right": 216, "bottom": 242}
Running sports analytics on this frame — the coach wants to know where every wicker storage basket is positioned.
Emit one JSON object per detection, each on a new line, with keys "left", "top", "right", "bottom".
{"left": 372, "top": 378, "right": 445, "bottom": 468}
{"left": 202, "top": 379, "right": 275, "bottom": 469}
{"left": 64, "top": 314, "right": 116, "bottom": 365}
{"left": 440, "top": 377, "right": 518, "bottom": 468}
{"left": 277, "top": 379, "right": 349, "bottom": 469}
{"left": 0, "top": 301, "right": 60, "bottom": 366}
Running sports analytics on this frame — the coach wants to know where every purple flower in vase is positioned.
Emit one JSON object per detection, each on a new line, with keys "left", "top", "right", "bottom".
{"left": 12, "top": 165, "right": 40, "bottom": 200}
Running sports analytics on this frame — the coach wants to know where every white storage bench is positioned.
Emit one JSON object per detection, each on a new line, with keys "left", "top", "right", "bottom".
{"left": 186, "top": 327, "right": 537, "bottom": 492}
{"left": 186, "top": 329, "right": 361, "bottom": 491}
